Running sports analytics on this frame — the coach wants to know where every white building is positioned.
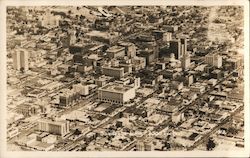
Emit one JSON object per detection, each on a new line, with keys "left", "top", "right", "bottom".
{"left": 73, "top": 84, "right": 89, "bottom": 96}
{"left": 205, "top": 53, "right": 222, "bottom": 68}
{"left": 38, "top": 119, "right": 70, "bottom": 136}
{"left": 12, "top": 50, "right": 29, "bottom": 71}
{"left": 98, "top": 83, "right": 135, "bottom": 104}
{"left": 181, "top": 51, "right": 191, "bottom": 70}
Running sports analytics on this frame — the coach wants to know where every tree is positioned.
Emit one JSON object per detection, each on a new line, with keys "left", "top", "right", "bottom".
{"left": 206, "top": 138, "right": 216, "bottom": 151}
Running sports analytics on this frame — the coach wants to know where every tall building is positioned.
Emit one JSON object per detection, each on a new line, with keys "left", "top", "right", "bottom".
{"left": 169, "top": 38, "right": 187, "bottom": 60}
{"left": 205, "top": 53, "right": 222, "bottom": 68}
{"left": 69, "top": 30, "right": 77, "bottom": 45}
{"left": 38, "top": 119, "right": 70, "bottom": 136}
{"left": 134, "top": 77, "right": 141, "bottom": 89}
{"left": 162, "top": 32, "right": 172, "bottom": 42}
{"left": 118, "top": 41, "right": 136, "bottom": 57}
{"left": 136, "top": 140, "right": 152, "bottom": 151}
{"left": 180, "top": 38, "right": 187, "bottom": 57}
{"left": 181, "top": 51, "right": 191, "bottom": 70}
{"left": 13, "top": 50, "right": 29, "bottom": 71}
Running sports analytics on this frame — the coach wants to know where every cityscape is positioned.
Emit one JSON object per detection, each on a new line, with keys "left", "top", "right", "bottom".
{"left": 6, "top": 6, "right": 245, "bottom": 152}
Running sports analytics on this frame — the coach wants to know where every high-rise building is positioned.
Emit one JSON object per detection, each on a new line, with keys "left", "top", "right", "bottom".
{"left": 134, "top": 77, "right": 141, "bottom": 89}
{"left": 69, "top": 30, "right": 77, "bottom": 45}
{"left": 162, "top": 32, "right": 172, "bottom": 42}
{"left": 180, "top": 38, "right": 187, "bottom": 57}
{"left": 169, "top": 38, "right": 187, "bottom": 60}
{"left": 181, "top": 51, "right": 191, "bottom": 70}
{"left": 38, "top": 119, "right": 70, "bottom": 136}
{"left": 13, "top": 50, "right": 29, "bottom": 71}
{"left": 205, "top": 53, "right": 222, "bottom": 68}
{"left": 136, "top": 139, "right": 152, "bottom": 151}
{"left": 118, "top": 41, "right": 136, "bottom": 57}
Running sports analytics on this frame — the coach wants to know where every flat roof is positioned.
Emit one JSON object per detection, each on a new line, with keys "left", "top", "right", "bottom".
{"left": 103, "top": 66, "right": 124, "bottom": 71}
{"left": 106, "top": 46, "right": 124, "bottom": 53}
{"left": 99, "top": 83, "right": 133, "bottom": 93}
{"left": 89, "top": 44, "right": 105, "bottom": 51}
{"left": 38, "top": 119, "right": 67, "bottom": 126}
{"left": 118, "top": 41, "right": 134, "bottom": 47}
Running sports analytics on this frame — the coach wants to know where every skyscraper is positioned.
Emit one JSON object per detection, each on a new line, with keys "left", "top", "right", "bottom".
{"left": 169, "top": 38, "right": 187, "bottom": 60}
{"left": 13, "top": 50, "right": 29, "bottom": 72}
{"left": 180, "top": 38, "right": 187, "bottom": 57}
{"left": 181, "top": 51, "right": 191, "bottom": 70}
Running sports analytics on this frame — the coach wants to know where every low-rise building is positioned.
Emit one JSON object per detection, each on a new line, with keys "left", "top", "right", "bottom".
{"left": 131, "top": 56, "right": 146, "bottom": 71}
{"left": 98, "top": 83, "right": 135, "bottom": 105}
{"left": 190, "top": 83, "right": 206, "bottom": 93}
{"left": 106, "top": 46, "right": 125, "bottom": 58}
{"left": 102, "top": 66, "right": 125, "bottom": 78}
{"left": 7, "top": 127, "right": 19, "bottom": 139}
{"left": 73, "top": 84, "right": 89, "bottom": 96}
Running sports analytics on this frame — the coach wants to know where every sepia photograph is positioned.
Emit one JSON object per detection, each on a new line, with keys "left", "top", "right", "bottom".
{"left": 0, "top": 0, "right": 249, "bottom": 157}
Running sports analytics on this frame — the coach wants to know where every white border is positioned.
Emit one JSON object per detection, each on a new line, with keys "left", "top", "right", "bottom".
{"left": 0, "top": 0, "right": 249, "bottom": 157}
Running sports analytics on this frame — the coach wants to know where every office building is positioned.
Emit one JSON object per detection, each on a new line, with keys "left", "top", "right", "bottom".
{"left": 133, "top": 77, "right": 141, "bottom": 89}
{"left": 137, "top": 49, "right": 157, "bottom": 65}
{"left": 73, "top": 84, "right": 89, "bottom": 96}
{"left": 205, "top": 53, "right": 222, "bottom": 68}
{"left": 118, "top": 41, "right": 136, "bottom": 57}
{"left": 162, "top": 32, "right": 172, "bottom": 42}
{"left": 181, "top": 51, "right": 191, "bottom": 70}
{"left": 227, "top": 56, "right": 243, "bottom": 70}
{"left": 106, "top": 46, "right": 125, "bottom": 58}
{"left": 13, "top": 50, "right": 29, "bottom": 71}
{"left": 37, "top": 119, "right": 70, "bottom": 136}
{"left": 98, "top": 83, "right": 135, "bottom": 105}
{"left": 102, "top": 66, "right": 125, "bottom": 78}
{"left": 69, "top": 30, "right": 77, "bottom": 45}
{"left": 131, "top": 56, "right": 146, "bottom": 71}
{"left": 59, "top": 89, "right": 80, "bottom": 107}
{"left": 169, "top": 38, "right": 187, "bottom": 60}
{"left": 136, "top": 140, "right": 152, "bottom": 151}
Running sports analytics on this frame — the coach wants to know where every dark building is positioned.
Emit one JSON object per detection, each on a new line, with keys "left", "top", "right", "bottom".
{"left": 137, "top": 49, "right": 157, "bottom": 65}
{"left": 160, "top": 38, "right": 187, "bottom": 60}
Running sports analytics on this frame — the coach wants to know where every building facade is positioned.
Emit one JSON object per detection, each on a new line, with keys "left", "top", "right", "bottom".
{"left": 98, "top": 83, "right": 135, "bottom": 104}
{"left": 205, "top": 53, "right": 222, "bottom": 68}
{"left": 102, "top": 66, "right": 125, "bottom": 78}
{"left": 13, "top": 50, "right": 29, "bottom": 71}
{"left": 38, "top": 119, "right": 70, "bottom": 136}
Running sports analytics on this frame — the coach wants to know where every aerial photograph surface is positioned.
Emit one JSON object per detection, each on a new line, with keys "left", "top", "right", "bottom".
{"left": 6, "top": 6, "right": 245, "bottom": 151}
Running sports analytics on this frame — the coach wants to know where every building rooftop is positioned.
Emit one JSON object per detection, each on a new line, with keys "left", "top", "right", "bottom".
{"left": 99, "top": 83, "right": 133, "bottom": 93}
{"left": 106, "top": 46, "right": 125, "bottom": 53}
{"left": 118, "top": 41, "right": 134, "bottom": 47}
{"left": 38, "top": 119, "right": 67, "bottom": 126}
